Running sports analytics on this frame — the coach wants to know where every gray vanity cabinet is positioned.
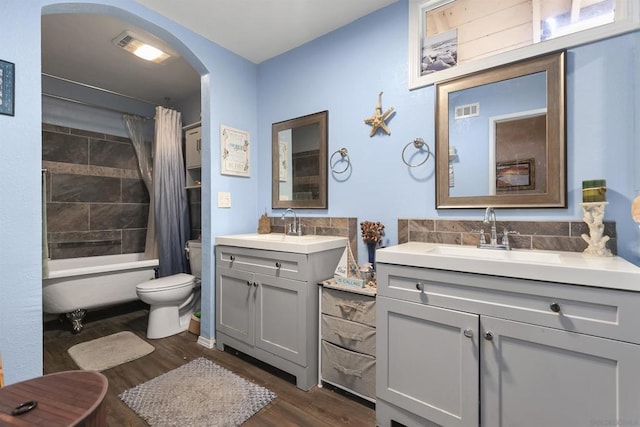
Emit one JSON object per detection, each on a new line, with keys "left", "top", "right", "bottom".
{"left": 215, "top": 245, "right": 343, "bottom": 391}
{"left": 376, "top": 263, "right": 640, "bottom": 427}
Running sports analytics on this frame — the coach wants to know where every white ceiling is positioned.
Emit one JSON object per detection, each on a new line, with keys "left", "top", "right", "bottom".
{"left": 41, "top": 1, "right": 397, "bottom": 106}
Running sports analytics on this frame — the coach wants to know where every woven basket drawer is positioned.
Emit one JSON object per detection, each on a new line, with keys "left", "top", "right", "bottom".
{"left": 322, "top": 314, "right": 376, "bottom": 356}
{"left": 321, "top": 340, "right": 375, "bottom": 399}
{"left": 321, "top": 288, "right": 376, "bottom": 327}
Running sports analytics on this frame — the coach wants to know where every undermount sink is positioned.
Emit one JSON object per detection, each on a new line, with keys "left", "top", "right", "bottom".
{"left": 426, "top": 245, "right": 562, "bottom": 264}
{"left": 215, "top": 233, "right": 348, "bottom": 254}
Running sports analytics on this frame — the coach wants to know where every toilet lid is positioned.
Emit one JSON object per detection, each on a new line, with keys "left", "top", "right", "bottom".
{"left": 137, "top": 273, "right": 195, "bottom": 292}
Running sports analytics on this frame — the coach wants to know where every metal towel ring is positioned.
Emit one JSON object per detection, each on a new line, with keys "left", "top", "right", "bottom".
{"left": 402, "top": 138, "right": 432, "bottom": 168}
{"left": 330, "top": 147, "right": 351, "bottom": 174}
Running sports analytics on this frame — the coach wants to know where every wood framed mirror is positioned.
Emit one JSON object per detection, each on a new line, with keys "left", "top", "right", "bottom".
{"left": 436, "top": 51, "right": 566, "bottom": 209}
{"left": 272, "top": 110, "right": 328, "bottom": 209}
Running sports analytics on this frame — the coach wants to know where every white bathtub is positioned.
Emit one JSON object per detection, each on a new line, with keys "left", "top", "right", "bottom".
{"left": 43, "top": 253, "right": 159, "bottom": 331}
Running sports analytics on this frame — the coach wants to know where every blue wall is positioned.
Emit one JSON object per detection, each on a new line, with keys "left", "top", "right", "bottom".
{"left": 258, "top": 1, "right": 640, "bottom": 266}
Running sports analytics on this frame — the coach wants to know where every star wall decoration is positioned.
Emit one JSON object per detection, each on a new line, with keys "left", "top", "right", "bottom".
{"left": 364, "top": 91, "right": 394, "bottom": 137}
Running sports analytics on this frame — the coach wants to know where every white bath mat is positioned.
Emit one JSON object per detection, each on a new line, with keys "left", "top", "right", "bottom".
{"left": 68, "top": 331, "right": 155, "bottom": 371}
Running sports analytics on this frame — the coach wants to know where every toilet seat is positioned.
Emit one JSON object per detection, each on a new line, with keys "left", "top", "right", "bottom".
{"left": 136, "top": 273, "right": 194, "bottom": 294}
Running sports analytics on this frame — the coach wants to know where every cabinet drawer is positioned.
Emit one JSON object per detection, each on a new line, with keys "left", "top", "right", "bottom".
{"left": 322, "top": 314, "right": 376, "bottom": 356}
{"left": 216, "top": 245, "right": 307, "bottom": 281}
{"left": 377, "top": 263, "right": 640, "bottom": 344}
{"left": 322, "top": 288, "right": 376, "bottom": 327}
{"left": 321, "top": 340, "right": 375, "bottom": 399}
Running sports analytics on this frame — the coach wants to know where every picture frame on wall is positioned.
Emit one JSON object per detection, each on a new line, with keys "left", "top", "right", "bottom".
{"left": 220, "top": 124, "right": 250, "bottom": 177}
{"left": 0, "top": 60, "right": 15, "bottom": 116}
{"left": 496, "top": 158, "right": 535, "bottom": 191}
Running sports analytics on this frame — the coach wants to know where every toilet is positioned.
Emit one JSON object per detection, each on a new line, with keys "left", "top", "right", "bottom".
{"left": 136, "top": 240, "right": 202, "bottom": 339}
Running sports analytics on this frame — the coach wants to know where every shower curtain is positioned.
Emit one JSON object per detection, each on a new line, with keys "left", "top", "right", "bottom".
{"left": 123, "top": 114, "right": 157, "bottom": 259}
{"left": 153, "top": 106, "right": 191, "bottom": 276}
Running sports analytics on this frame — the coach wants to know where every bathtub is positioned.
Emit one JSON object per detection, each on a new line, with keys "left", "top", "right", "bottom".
{"left": 43, "top": 253, "right": 159, "bottom": 332}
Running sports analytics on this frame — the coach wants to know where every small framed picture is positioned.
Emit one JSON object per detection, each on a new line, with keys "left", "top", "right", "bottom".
{"left": 220, "top": 125, "right": 250, "bottom": 177}
{"left": 0, "top": 60, "right": 15, "bottom": 116}
{"left": 496, "top": 158, "right": 535, "bottom": 191}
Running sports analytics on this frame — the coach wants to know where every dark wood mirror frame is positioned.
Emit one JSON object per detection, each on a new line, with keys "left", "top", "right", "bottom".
{"left": 436, "top": 51, "right": 566, "bottom": 209}
{"left": 272, "top": 110, "right": 328, "bottom": 209}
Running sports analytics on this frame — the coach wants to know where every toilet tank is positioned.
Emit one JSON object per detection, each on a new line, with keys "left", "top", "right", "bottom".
{"left": 186, "top": 240, "right": 202, "bottom": 278}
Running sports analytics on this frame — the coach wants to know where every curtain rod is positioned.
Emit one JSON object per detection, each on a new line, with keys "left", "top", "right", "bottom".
{"left": 42, "top": 73, "right": 158, "bottom": 106}
{"left": 42, "top": 92, "right": 154, "bottom": 120}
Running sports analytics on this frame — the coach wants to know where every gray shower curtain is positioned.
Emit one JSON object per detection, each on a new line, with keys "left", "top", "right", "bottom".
{"left": 153, "top": 106, "right": 191, "bottom": 276}
{"left": 123, "top": 114, "right": 157, "bottom": 259}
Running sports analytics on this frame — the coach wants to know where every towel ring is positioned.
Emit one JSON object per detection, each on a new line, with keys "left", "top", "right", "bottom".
{"left": 402, "top": 138, "right": 432, "bottom": 168}
{"left": 330, "top": 147, "right": 351, "bottom": 174}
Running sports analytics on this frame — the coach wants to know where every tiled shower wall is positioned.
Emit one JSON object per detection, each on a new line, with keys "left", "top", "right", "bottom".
{"left": 398, "top": 218, "right": 617, "bottom": 254}
{"left": 43, "top": 124, "right": 149, "bottom": 259}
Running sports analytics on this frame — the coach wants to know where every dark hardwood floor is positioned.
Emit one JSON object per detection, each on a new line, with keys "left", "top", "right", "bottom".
{"left": 43, "top": 303, "right": 376, "bottom": 426}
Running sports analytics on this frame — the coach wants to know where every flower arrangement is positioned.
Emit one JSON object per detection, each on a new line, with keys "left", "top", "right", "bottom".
{"left": 360, "top": 220, "right": 385, "bottom": 244}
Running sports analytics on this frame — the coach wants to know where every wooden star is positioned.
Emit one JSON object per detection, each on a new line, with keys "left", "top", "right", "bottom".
{"left": 364, "top": 91, "right": 394, "bottom": 137}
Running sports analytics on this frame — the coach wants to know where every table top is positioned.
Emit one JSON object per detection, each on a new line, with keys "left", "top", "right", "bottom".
{"left": 0, "top": 370, "right": 108, "bottom": 426}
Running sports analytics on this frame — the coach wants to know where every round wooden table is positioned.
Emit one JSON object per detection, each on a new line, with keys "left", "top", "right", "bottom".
{"left": 0, "top": 370, "right": 108, "bottom": 426}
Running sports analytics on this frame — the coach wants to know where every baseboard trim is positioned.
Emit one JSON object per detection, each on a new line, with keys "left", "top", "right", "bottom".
{"left": 197, "top": 335, "right": 215, "bottom": 349}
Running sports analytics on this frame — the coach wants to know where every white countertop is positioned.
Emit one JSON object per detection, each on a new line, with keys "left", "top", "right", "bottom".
{"left": 215, "top": 233, "right": 347, "bottom": 254}
{"left": 376, "top": 242, "right": 640, "bottom": 291}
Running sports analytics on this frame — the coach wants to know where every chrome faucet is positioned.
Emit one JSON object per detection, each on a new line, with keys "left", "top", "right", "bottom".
{"left": 282, "top": 208, "right": 301, "bottom": 236}
{"left": 477, "top": 207, "right": 515, "bottom": 250}
{"left": 484, "top": 207, "right": 498, "bottom": 245}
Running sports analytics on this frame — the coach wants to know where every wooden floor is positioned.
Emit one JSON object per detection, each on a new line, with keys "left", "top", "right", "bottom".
{"left": 43, "top": 303, "right": 376, "bottom": 426}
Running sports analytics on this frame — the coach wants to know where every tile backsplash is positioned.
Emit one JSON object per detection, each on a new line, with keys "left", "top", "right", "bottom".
{"left": 398, "top": 218, "right": 617, "bottom": 254}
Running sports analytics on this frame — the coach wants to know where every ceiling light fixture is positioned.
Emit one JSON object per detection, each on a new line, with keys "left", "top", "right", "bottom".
{"left": 112, "top": 31, "right": 171, "bottom": 63}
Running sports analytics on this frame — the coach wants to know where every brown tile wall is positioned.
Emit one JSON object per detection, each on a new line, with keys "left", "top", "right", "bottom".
{"left": 269, "top": 216, "right": 358, "bottom": 259}
{"left": 43, "top": 124, "right": 149, "bottom": 259}
{"left": 398, "top": 217, "right": 617, "bottom": 254}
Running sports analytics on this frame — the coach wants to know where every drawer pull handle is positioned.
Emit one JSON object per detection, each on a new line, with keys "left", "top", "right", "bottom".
{"left": 463, "top": 329, "right": 473, "bottom": 338}
{"left": 550, "top": 302, "right": 561, "bottom": 313}
{"left": 246, "top": 280, "right": 253, "bottom": 286}
{"left": 484, "top": 331, "right": 494, "bottom": 341}
{"left": 253, "top": 281, "right": 259, "bottom": 287}
{"left": 230, "top": 255, "right": 235, "bottom": 261}
{"left": 337, "top": 302, "right": 363, "bottom": 313}
{"left": 333, "top": 363, "right": 363, "bottom": 378}
{"left": 275, "top": 262, "right": 282, "bottom": 268}
{"left": 416, "top": 282, "right": 424, "bottom": 291}
{"left": 334, "top": 331, "right": 364, "bottom": 342}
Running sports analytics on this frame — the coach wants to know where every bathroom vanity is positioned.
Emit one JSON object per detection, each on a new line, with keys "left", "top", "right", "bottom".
{"left": 214, "top": 233, "right": 346, "bottom": 390}
{"left": 375, "top": 242, "right": 640, "bottom": 427}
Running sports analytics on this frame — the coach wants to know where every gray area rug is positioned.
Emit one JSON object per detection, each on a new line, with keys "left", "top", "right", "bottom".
{"left": 119, "top": 357, "right": 276, "bottom": 426}
{"left": 68, "top": 331, "right": 155, "bottom": 371}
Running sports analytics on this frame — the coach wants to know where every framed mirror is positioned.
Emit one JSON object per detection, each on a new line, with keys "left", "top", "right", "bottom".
{"left": 436, "top": 51, "right": 566, "bottom": 209}
{"left": 272, "top": 111, "right": 328, "bottom": 209}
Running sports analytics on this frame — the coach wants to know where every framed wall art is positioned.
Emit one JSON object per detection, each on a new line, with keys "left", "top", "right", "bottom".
{"left": 0, "top": 60, "right": 15, "bottom": 116}
{"left": 496, "top": 158, "right": 535, "bottom": 192}
{"left": 220, "top": 124, "right": 250, "bottom": 177}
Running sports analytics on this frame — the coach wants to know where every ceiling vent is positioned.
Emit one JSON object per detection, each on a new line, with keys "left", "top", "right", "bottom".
{"left": 112, "top": 31, "right": 172, "bottom": 63}
{"left": 454, "top": 103, "right": 480, "bottom": 120}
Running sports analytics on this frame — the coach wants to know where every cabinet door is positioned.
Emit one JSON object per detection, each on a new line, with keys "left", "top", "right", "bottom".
{"left": 216, "top": 267, "right": 255, "bottom": 345}
{"left": 185, "top": 126, "right": 201, "bottom": 168}
{"left": 254, "top": 274, "right": 307, "bottom": 366}
{"left": 482, "top": 316, "right": 640, "bottom": 427}
{"left": 377, "top": 296, "right": 479, "bottom": 427}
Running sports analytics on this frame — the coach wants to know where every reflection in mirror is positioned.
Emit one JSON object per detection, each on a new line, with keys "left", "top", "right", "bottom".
{"left": 436, "top": 51, "right": 565, "bottom": 208}
{"left": 272, "top": 111, "right": 328, "bottom": 209}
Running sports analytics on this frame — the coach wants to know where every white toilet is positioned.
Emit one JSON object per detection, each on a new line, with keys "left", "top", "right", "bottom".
{"left": 136, "top": 240, "right": 202, "bottom": 339}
